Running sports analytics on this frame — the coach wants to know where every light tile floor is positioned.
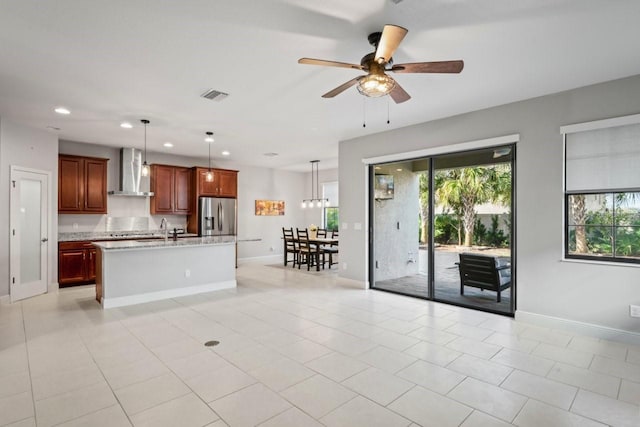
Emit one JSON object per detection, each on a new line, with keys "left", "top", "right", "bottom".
{"left": 1, "top": 263, "right": 639, "bottom": 426}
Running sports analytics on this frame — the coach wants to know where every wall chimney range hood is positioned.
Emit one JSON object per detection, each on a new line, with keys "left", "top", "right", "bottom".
{"left": 108, "top": 148, "right": 154, "bottom": 196}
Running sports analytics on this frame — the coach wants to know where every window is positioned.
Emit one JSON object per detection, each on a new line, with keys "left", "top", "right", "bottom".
{"left": 322, "top": 182, "right": 339, "bottom": 231}
{"left": 324, "top": 207, "right": 339, "bottom": 232}
{"left": 567, "top": 192, "right": 640, "bottom": 261}
{"left": 563, "top": 116, "right": 640, "bottom": 264}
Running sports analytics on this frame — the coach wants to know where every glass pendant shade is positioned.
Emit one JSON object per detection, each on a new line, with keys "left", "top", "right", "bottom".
{"left": 205, "top": 170, "right": 214, "bottom": 182}
{"left": 357, "top": 73, "right": 396, "bottom": 97}
{"left": 141, "top": 162, "right": 149, "bottom": 177}
{"left": 301, "top": 201, "right": 307, "bottom": 209}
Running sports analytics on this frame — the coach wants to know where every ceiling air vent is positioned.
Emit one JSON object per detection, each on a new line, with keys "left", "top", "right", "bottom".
{"left": 200, "top": 89, "right": 229, "bottom": 102}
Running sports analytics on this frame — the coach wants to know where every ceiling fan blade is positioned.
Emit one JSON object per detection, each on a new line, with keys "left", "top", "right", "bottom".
{"left": 322, "top": 77, "right": 361, "bottom": 98}
{"left": 374, "top": 25, "right": 408, "bottom": 64}
{"left": 298, "top": 58, "right": 363, "bottom": 70}
{"left": 389, "top": 81, "right": 411, "bottom": 104}
{"left": 391, "top": 60, "right": 464, "bottom": 74}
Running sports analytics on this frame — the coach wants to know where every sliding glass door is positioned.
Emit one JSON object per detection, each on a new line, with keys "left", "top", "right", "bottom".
{"left": 370, "top": 160, "right": 430, "bottom": 298}
{"left": 370, "top": 145, "right": 515, "bottom": 316}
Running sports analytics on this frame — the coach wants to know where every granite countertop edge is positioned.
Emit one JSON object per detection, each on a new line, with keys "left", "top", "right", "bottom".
{"left": 93, "top": 236, "right": 236, "bottom": 251}
{"left": 58, "top": 230, "right": 199, "bottom": 242}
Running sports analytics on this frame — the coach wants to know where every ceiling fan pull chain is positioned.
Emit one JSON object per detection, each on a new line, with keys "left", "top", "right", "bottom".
{"left": 363, "top": 97, "right": 367, "bottom": 128}
{"left": 387, "top": 98, "right": 390, "bottom": 125}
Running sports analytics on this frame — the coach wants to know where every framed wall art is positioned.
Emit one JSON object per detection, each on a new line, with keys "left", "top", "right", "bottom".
{"left": 255, "top": 199, "right": 285, "bottom": 216}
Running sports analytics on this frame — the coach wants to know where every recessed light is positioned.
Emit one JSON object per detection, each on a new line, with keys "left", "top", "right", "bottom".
{"left": 163, "top": 142, "right": 173, "bottom": 148}
{"left": 54, "top": 107, "right": 70, "bottom": 115}
{"left": 263, "top": 152, "right": 278, "bottom": 157}
{"left": 120, "top": 122, "right": 133, "bottom": 129}
{"left": 396, "top": 168, "right": 403, "bottom": 172}
{"left": 375, "top": 166, "right": 381, "bottom": 170}
{"left": 46, "top": 126, "right": 61, "bottom": 131}
{"left": 221, "top": 150, "right": 230, "bottom": 156}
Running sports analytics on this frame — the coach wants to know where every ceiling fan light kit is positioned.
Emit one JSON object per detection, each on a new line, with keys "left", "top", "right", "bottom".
{"left": 299, "top": 24, "right": 463, "bottom": 103}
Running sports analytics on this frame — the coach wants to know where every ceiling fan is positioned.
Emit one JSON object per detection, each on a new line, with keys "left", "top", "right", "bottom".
{"left": 298, "top": 24, "right": 463, "bottom": 103}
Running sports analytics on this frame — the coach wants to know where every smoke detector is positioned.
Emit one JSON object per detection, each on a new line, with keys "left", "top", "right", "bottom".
{"left": 200, "top": 89, "right": 229, "bottom": 102}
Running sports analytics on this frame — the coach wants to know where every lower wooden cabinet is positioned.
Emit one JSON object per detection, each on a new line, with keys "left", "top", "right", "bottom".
{"left": 59, "top": 241, "right": 97, "bottom": 286}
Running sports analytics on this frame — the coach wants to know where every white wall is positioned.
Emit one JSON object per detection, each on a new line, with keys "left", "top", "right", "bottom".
{"left": 0, "top": 118, "right": 59, "bottom": 297}
{"left": 58, "top": 140, "right": 309, "bottom": 261}
{"left": 339, "top": 74, "right": 640, "bottom": 334}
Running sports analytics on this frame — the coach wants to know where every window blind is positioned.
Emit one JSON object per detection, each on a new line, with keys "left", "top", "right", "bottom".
{"left": 565, "top": 122, "right": 640, "bottom": 192}
{"left": 322, "top": 181, "right": 338, "bottom": 206}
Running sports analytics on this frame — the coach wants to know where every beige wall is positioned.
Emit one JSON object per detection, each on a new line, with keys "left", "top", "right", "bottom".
{"left": 339, "top": 74, "right": 640, "bottom": 335}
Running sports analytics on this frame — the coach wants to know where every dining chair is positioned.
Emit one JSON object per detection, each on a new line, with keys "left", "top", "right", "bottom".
{"left": 317, "top": 228, "right": 327, "bottom": 238}
{"left": 320, "top": 230, "right": 339, "bottom": 268}
{"left": 296, "top": 228, "right": 320, "bottom": 271}
{"left": 282, "top": 227, "right": 298, "bottom": 267}
{"left": 325, "top": 230, "right": 339, "bottom": 268}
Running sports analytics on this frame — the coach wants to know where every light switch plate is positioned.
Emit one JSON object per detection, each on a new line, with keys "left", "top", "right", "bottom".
{"left": 630, "top": 305, "right": 640, "bottom": 318}
{"left": 354, "top": 223, "right": 362, "bottom": 230}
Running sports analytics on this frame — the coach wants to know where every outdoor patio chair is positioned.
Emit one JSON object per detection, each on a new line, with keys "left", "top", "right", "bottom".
{"left": 457, "top": 253, "right": 511, "bottom": 302}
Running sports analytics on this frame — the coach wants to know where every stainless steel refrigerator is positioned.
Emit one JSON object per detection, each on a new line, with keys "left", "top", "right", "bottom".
{"left": 199, "top": 197, "right": 236, "bottom": 236}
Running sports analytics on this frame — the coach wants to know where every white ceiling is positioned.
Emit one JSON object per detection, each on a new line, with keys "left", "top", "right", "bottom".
{"left": 1, "top": 0, "right": 640, "bottom": 171}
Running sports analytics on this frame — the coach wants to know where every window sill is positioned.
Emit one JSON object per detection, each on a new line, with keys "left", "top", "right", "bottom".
{"left": 561, "top": 257, "right": 640, "bottom": 268}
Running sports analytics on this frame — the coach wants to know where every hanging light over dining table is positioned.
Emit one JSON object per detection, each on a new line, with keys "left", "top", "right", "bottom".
{"left": 301, "top": 160, "right": 329, "bottom": 208}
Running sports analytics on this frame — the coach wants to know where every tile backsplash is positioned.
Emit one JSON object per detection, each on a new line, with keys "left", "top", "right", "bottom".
{"left": 58, "top": 195, "right": 186, "bottom": 232}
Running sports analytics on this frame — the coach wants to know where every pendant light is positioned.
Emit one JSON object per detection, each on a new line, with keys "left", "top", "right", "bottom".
{"left": 141, "top": 119, "right": 150, "bottom": 177}
{"left": 301, "top": 160, "right": 329, "bottom": 208}
{"left": 205, "top": 132, "right": 214, "bottom": 182}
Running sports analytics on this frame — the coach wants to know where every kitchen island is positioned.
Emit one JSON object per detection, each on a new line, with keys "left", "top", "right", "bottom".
{"left": 93, "top": 236, "right": 236, "bottom": 308}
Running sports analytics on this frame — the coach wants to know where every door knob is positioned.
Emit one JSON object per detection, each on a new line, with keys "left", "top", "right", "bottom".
{"left": 41, "top": 238, "right": 48, "bottom": 242}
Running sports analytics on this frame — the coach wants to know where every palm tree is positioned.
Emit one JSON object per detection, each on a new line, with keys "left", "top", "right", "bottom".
{"left": 418, "top": 173, "right": 429, "bottom": 243}
{"left": 435, "top": 165, "right": 511, "bottom": 247}
{"left": 570, "top": 194, "right": 588, "bottom": 253}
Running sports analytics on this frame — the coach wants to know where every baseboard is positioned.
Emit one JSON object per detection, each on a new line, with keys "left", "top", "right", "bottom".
{"left": 102, "top": 280, "right": 237, "bottom": 309}
{"left": 516, "top": 310, "right": 640, "bottom": 346}
{"left": 237, "top": 255, "right": 282, "bottom": 265}
{"left": 0, "top": 294, "right": 10, "bottom": 304}
{"left": 48, "top": 282, "right": 59, "bottom": 293}
{"left": 336, "top": 276, "right": 367, "bottom": 289}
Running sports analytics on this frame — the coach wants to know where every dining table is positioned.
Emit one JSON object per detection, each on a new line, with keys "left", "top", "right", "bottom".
{"left": 308, "top": 236, "right": 339, "bottom": 271}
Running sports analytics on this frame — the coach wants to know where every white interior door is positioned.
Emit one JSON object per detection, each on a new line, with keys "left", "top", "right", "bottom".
{"left": 10, "top": 167, "right": 49, "bottom": 302}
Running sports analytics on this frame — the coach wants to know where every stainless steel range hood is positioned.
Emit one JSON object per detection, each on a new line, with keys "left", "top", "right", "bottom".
{"left": 107, "top": 148, "right": 154, "bottom": 197}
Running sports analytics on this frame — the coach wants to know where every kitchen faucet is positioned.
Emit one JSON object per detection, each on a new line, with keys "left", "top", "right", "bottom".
{"left": 160, "top": 218, "right": 168, "bottom": 241}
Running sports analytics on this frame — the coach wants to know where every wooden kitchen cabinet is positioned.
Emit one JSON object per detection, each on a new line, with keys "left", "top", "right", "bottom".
{"left": 58, "top": 241, "right": 97, "bottom": 286}
{"left": 187, "top": 167, "right": 238, "bottom": 234}
{"left": 174, "top": 167, "right": 191, "bottom": 214}
{"left": 195, "top": 167, "right": 238, "bottom": 198}
{"left": 59, "top": 155, "right": 108, "bottom": 214}
{"left": 150, "top": 165, "right": 192, "bottom": 215}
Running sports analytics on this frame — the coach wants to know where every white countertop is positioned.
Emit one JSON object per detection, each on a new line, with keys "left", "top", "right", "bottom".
{"left": 93, "top": 236, "right": 236, "bottom": 251}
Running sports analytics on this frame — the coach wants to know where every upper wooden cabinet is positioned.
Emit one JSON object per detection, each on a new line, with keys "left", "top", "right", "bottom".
{"left": 187, "top": 167, "right": 238, "bottom": 234}
{"left": 58, "top": 155, "right": 108, "bottom": 214}
{"left": 150, "top": 164, "right": 192, "bottom": 215}
{"left": 194, "top": 167, "right": 238, "bottom": 198}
